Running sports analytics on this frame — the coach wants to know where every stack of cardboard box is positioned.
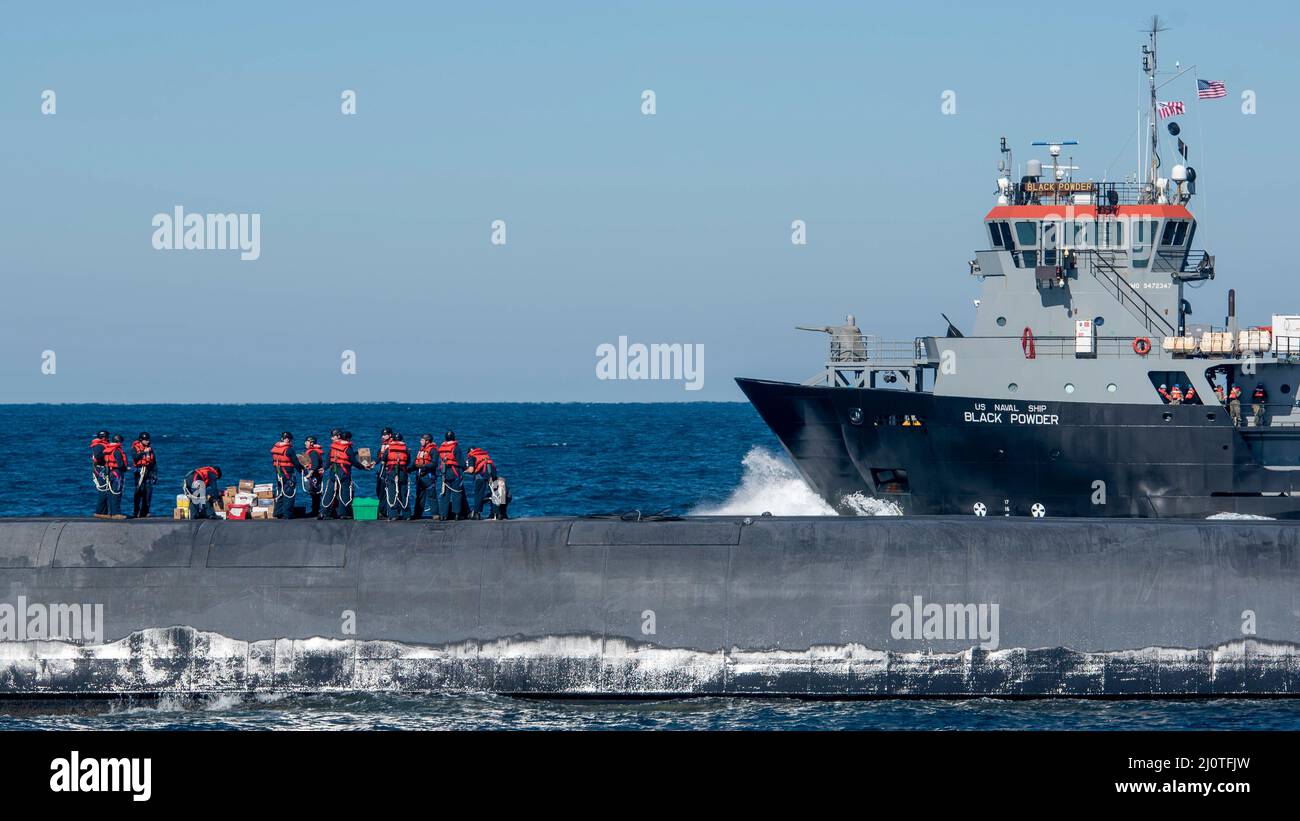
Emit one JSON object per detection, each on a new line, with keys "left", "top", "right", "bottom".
{"left": 173, "top": 494, "right": 191, "bottom": 520}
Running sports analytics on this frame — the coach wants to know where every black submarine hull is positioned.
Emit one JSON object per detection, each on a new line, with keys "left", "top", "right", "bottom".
{"left": 1, "top": 516, "right": 1299, "bottom": 697}
{"left": 737, "top": 376, "right": 1300, "bottom": 519}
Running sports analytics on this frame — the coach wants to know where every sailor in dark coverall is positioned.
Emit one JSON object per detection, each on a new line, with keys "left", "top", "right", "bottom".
{"left": 131, "top": 432, "right": 158, "bottom": 518}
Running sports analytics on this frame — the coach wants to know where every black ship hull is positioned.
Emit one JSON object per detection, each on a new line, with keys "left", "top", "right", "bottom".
{"left": 737, "top": 377, "right": 1300, "bottom": 519}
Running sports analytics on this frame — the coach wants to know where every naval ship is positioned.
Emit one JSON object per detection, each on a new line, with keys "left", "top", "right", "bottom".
{"left": 739, "top": 27, "right": 1300, "bottom": 520}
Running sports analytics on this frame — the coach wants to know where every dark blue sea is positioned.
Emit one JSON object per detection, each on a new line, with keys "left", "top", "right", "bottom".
{"left": 2, "top": 402, "right": 1297, "bottom": 730}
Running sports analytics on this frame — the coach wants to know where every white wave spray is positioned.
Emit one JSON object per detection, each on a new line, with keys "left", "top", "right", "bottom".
{"left": 693, "top": 447, "right": 900, "bottom": 516}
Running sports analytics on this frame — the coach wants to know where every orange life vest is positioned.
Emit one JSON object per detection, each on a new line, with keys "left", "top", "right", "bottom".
{"left": 132, "top": 440, "right": 155, "bottom": 467}
{"left": 437, "top": 441, "right": 460, "bottom": 475}
{"left": 193, "top": 466, "right": 220, "bottom": 485}
{"left": 305, "top": 443, "right": 323, "bottom": 467}
{"left": 467, "top": 447, "right": 493, "bottom": 473}
{"left": 385, "top": 440, "right": 409, "bottom": 468}
{"left": 272, "top": 441, "right": 294, "bottom": 470}
{"left": 330, "top": 439, "right": 353, "bottom": 468}
{"left": 102, "top": 442, "right": 127, "bottom": 471}
{"left": 415, "top": 442, "right": 436, "bottom": 467}
{"left": 90, "top": 437, "right": 107, "bottom": 465}
{"left": 1229, "top": 386, "right": 1242, "bottom": 400}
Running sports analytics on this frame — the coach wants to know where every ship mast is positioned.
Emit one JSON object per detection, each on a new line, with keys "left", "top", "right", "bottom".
{"left": 1141, "top": 16, "right": 1168, "bottom": 195}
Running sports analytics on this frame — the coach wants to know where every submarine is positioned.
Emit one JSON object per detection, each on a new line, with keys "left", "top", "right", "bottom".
{"left": 2, "top": 515, "right": 1299, "bottom": 698}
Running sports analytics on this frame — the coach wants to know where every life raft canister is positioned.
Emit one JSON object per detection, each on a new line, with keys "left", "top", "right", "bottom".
{"left": 1133, "top": 337, "right": 1152, "bottom": 356}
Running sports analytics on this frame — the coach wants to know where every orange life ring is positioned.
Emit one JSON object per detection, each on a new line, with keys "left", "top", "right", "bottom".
{"left": 1132, "top": 336, "right": 1151, "bottom": 356}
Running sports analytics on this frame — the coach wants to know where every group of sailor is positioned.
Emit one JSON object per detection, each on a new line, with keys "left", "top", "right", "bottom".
{"left": 89, "top": 431, "right": 158, "bottom": 519}
{"left": 1161, "top": 382, "right": 1269, "bottom": 426}
{"left": 90, "top": 428, "right": 510, "bottom": 521}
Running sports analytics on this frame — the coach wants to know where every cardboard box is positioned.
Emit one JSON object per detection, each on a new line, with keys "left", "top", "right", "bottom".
{"left": 255, "top": 490, "right": 274, "bottom": 500}
{"left": 238, "top": 480, "right": 255, "bottom": 492}
{"left": 256, "top": 498, "right": 274, "bottom": 507}
{"left": 296, "top": 453, "right": 313, "bottom": 469}
{"left": 250, "top": 507, "right": 272, "bottom": 520}
{"left": 253, "top": 483, "right": 273, "bottom": 494}
{"left": 213, "top": 510, "right": 227, "bottom": 520}
{"left": 172, "top": 507, "right": 191, "bottom": 520}
{"left": 235, "top": 492, "right": 255, "bottom": 507}
{"left": 227, "top": 504, "right": 251, "bottom": 521}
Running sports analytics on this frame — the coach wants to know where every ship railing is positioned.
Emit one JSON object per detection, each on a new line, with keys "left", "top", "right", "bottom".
{"left": 1012, "top": 180, "right": 1149, "bottom": 207}
{"left": 1152, "top": 249, "right": 1215, "bottom": 280}
{"left": 812, "top": 335, "right": 929, "bottom": 388}
{"left": 1078, "top": 249, "right": 1177, "bottom": 338}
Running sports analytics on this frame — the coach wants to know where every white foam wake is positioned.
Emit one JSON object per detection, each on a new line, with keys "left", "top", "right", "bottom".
{"left": 694, "top": 447, "right": 901, "bottom": 516}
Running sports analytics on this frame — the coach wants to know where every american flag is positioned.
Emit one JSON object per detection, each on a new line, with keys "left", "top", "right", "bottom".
{"left": 1158, "top": 100, "right": 1185, "bottom": 118}
{"left": 1198, "top": 79, "right": 1227, "bottom": 99}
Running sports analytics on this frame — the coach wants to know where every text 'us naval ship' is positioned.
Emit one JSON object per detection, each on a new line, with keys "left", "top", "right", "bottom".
{"left": 740, "top": 28, "right": 1298, "bottom": 520}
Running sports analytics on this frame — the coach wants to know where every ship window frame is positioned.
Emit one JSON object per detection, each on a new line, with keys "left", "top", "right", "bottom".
{"left": 1000, "top": 222, "right": 1014, "bottom": 249}
{"left": 1172, "top": 221, "right": 1189, "bottom": 246}
{"left": 1161, "top": 220, "right": 1178, "bottom": 245}
{"left": 989, "top": 222, "right": 1002, "bottom": 247}
{"left": 1015, "top": 220, "right": 1038, "bottom": 247}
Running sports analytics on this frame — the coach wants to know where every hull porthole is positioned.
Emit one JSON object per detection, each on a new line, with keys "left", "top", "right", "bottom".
{"left": 973, "top": 502, "right": 987, "bottom": 517}
{"left": 1031, "top": 502, "right": 1046, "bottom": 518}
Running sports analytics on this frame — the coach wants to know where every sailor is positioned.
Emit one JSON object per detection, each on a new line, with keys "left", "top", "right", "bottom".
{"left": 99, "top": 435, "right": 130, "bottom": 519}
{"left": 410, "top": 434, "right": 438, "bottom": 519}
{"left": 184, "top": 465, "right": 223, "bottom": 519}
{"left": 1157, "top": 384, "right": 1171, "bottom": 403}
{"left": 382, "top": 432, "right": 410, "bottom": 520}
{"left": 1252, "top": 384, "right": 1269, "bottom": 426}
{"left": 1228, "top": 384, "right": 1243, "bottom": 426}
{"left": 1213, "top": 384, "right": 1226, "bottom": 403}
{"left": 1168, "top": 384, "right": 1183, "bottom": 405}
{"left": 321, "top": 429, "right": 368, "bottom": 519}
{"left": 436, "top": 430, "right": 465, "bottom": 521}
{"left": 465, "top": 446, "right": 497, "bottom": 520}
{"left": 130, "top": 432, "right": 158, "bottom": 518}
{"left": 270, "top": 432, "right": 302, "bottom": 519}
{"left": 90, "top": 430, "right": 111, "bottom": 516}
{"left": 1184, "top": 385, "right": 1197, "bottom": 404}
{"left": 301, "top": 436, "right": 325, "bottom": 517}
{"left": 375, "top": 427, "right": 394, "bottom": 518}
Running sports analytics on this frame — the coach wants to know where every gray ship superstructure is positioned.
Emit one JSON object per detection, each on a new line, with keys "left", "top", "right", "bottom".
{"left": 739, "top": 26, "right": 1300, "bottom": 518}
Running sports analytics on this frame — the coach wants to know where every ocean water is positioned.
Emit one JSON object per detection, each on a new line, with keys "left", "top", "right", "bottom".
{"left": 1, "top": 402, "right": 1296, "bottom": 730}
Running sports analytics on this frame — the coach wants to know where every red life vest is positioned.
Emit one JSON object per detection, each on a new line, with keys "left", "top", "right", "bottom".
{"left": 272, "top": 441, "right": 294, "bottom": 470}
{"left": 102, "top": 442, "right": 126, "bottom": 470}
{"left": 385, "top": 440, "right": 409, "bottom": 468}
{"left": 1229, "top": 386, "right": 1242, "bottom": 400}
{"left": 305, "top": 443, "right": 323, "bottom": 467}
{"left": 90, "top": 437, "right": 107, "bottom": 465}
{"left": 1169, "top": 387, "right": 1183, "bottom": 401}
{"left": 330, "top": 439, "right": 353, "bottom": 468}
{"left": 437, "top": 441, "right": 460, "bottom": 475}
{"left": 415, "top": 442, "right": 436, "bottom": 467}
{"left": 1185, "top": 387, "right": 1196, "bottom": 402}
{"left": 194, "top": 466, "right": 220, "bottom": 485}
{"left": 1254, "top": 386, "right": 1267, "bottom": 401}
{"left": 467, "top": 447, "right": 493, "bottom": 473}
{"left": 132, "top": 440, "right": 155, "bottom": 467}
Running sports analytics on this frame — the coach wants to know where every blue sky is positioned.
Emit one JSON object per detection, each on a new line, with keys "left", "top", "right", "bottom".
{"left": 2, "top": 1, "right": 1296, "bottom": 402}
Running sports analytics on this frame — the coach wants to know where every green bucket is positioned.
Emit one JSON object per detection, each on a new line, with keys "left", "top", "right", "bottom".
{"left": 353, "top": 498, "right": 380, "bottom": 521}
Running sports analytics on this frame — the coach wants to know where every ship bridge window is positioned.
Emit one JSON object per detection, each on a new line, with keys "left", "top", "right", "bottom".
{"left": 1160, "top": 220, "right": 1190, "bottom": 246}
{"left": 1015, "top": 221, "right": 1038, "bottom": 247}
{"left": 1135, "top": 220, "right": 1159, "bottom": 243}
{"left": 988, "top": 222, "right": 1003, "bottom": 247}
{"left": 999, "top": 222, "right": 1013, "bottom": 249}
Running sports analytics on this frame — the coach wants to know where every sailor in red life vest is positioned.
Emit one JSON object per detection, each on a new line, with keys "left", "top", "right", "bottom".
{"left": 1252, "top": 384, "right": 1269, "bottom": 427}
{"left": 130, "top": 432, "right": 158, "bottom": 518}
{"left": 1183, "top": 385, "right": 1197, "bottom": 404}
{"left": 1168, "top": 385, "right": 1183, "bottom": 405}
{"left": 375, "top": 428, "right": 394, "bottom": 519}
{"left": 436, "top": 431, "right": 466, "bottom": 520}
{"left": 90, "top": 430, "right": 111, "bottom": 517}
{"left": 410, "top": 433, "right": 438, "bottom": 519}
{"left": 301, "top": 436, "right": 325, "bottom": 517}
{"left": 1157, "top": 384, "right": 1171, "bottom": 404}
{"left": 98, "top": 434, "right": 130, "bottom": 519}
{"left": 1214, "top": 384, "right": 1226, "bottom": 403}
{"left": 184, "top": 465, "right": 223, "bottom": 519}
{"left": 382, "top": 432, "right": 411, "bottom": 520}
{"left": 270, "top": 432, "right": 302, "bottom": 519}
{"left": 321, "top": 429, "right": 370, "bottom": 519}
{"left": 465, "top": 446, "right": 497, "bottom": 520}
{"left": 1227, "top": 384, "right": 1243, "bottom": 426}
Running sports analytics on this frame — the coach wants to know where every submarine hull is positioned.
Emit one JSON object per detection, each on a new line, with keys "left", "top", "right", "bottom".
{"left": 737, "top": 376, "right": 1300, "bottom": 519}
{"left": 1, "top": 516, "right": 1299, "bottom": 697}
